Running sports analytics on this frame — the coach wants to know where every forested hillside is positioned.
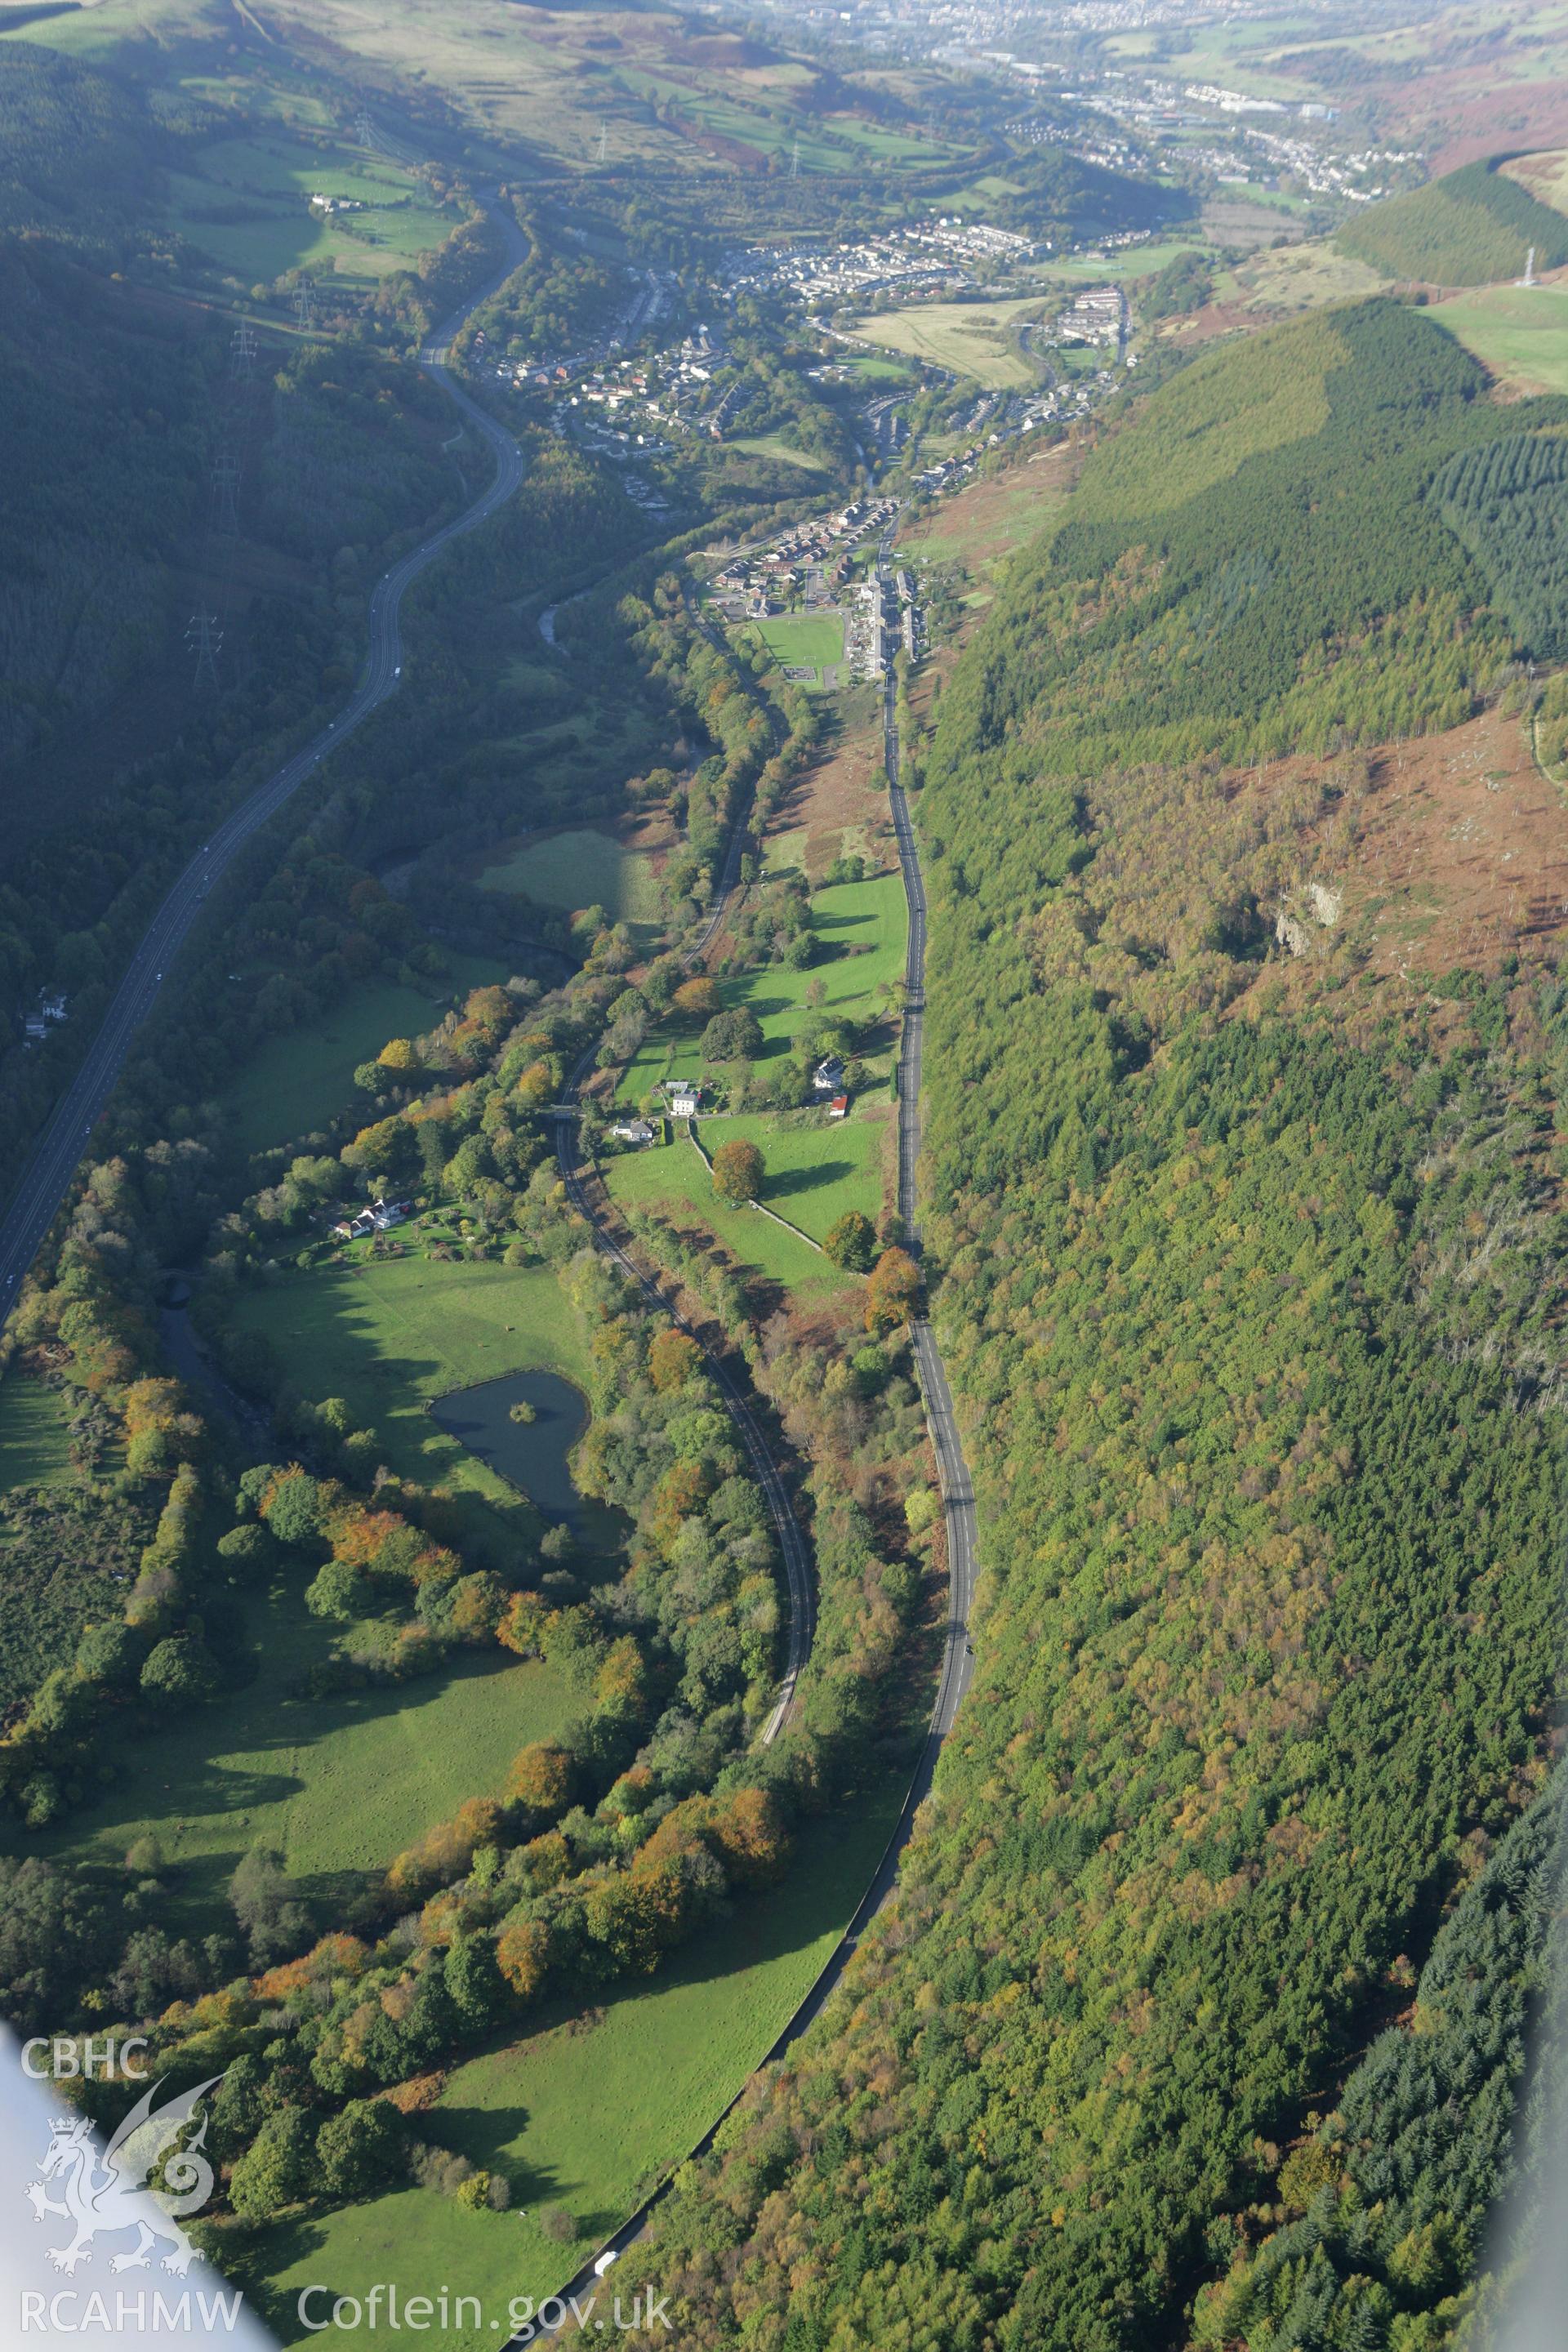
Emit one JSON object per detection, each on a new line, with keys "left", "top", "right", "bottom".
{"left": 613, "top": 301, "right": 1568, "bottom": 2348}
{"left": 1337, "top": 157, "right": 1568, "bottom": 286}
{"left": 1437, "top": 429, "right": 1568, "bottom": 661}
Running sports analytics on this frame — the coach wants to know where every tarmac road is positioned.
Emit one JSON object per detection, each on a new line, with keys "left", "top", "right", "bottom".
{"left": 532, "top": 530, "right": 982, "bottom": 2333}
{"left": 0, "top": 196, "right": 532, "bottom": 1325}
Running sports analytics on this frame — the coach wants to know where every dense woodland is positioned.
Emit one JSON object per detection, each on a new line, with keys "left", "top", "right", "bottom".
{"left": 609, "top": 301, "right": 1568, "bottom": 2349}
{"left": 7, "top": 0, "right": 1568, "bottom": 2332}
{"left": 1336, "top": 159, "right": 1568, "bottom": 287}
{"left": 1437, "top": 430, "right": 1568, "bottom": 663}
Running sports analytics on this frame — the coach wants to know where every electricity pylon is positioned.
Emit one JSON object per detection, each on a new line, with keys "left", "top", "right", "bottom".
{"left": 186, "top": 609, "right": 222, "bottom": 691}
{"left": 596, "top": 118, "right": 608, "bottom": 165}
{"left": 229, "top": 323, "right": 258, "bottom": 381}
{"left": 791, "top": 132, "right": 800, "bottom": 180}
{"left": 293, "top": 277, "right": 317, "bottom": 331}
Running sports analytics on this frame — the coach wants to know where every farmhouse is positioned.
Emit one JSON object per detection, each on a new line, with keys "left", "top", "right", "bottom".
{"left": 611, "top": 1116, "right": 657, "bottom": 1146}
{"left": 813, "top": 1055, "right": 846, "bottom": 1095}
{"left": 664, "top": 1081, "right": 702, "bottom": 1119}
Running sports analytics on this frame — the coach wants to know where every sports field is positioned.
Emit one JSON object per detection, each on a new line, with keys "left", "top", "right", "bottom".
{"left": 249, "top": 1770, "right": 909, "bottom": 2349}
{"left": 750, "top": 612, "right": 846, "bottom": 681}
{"left": 728, "top": 435, "right": 833, "bottom": 473}
{"left": 1434, "top": 278, "right": 1568, "bottom": 394}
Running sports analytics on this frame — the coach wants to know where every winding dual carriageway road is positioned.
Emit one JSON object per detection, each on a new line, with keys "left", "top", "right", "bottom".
{"left": 0, "top": 163, "right": 980, "bottom": 2319}
{"left": 0, "top": 193, "right": 532, "bottom": 1318}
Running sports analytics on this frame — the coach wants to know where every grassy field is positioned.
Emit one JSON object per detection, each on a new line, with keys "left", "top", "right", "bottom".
{"left": 749, "top": 611, "right": 845, "bottom": 679}
{"left": 155, "top": 126, "right": 452, "bottom": 287}
{"left": 224, "top": 960, "right": 508, "bottom": 1159}
{"left": 478, "top": 826, "right": 662, "bottom": 927}
{"left": 842, "top": 351, "right": 920, "bottom": 386}
{"left": 228, "top": 1260, "right": 604, "bottom": 1546}
{"left": 618, "top": 871, "right": 908, "bottom": 1107}
{"left": 701, "top": 1111, "right": 885, "bottom": 1241}
{"left": 604, "top": 869, "right": 904, "bottom": 1299}
{"left": 251, "top": 1771, "right": 910, "bottom": 2349}
{"left": 604, "top": 1139, "right": 858, "bottom": 1303}
{"left": 0, "top": 1374, "right": 75, "bottom": 1494}
{"left": 1049, "top": 238, "right": 1214, "bottom": 282}
{"left": 1433, "top": 278, "right": 1568, "bottom": 393}
{"left": 25, "top": 1569, "right": 577, "bottom": 1936}
{"left": 609, "top": 1107, "right": 888, "bottom": 1250}
{"left": 728, "top": 434, "right": 833, "bottom": 472}
{"left": 1223, "top": 238, "right": 1391, "bottom": 316}
{"left": 851, "top": 297, "right": 1048, "bottom": 387}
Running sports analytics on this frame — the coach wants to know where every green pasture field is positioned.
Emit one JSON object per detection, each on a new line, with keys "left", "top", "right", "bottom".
{"left": 479, "top": 826, "right": 662, "bottom": 926}
{"left": 23, "top": 1569, "right": 576, "bottom": 1936}
{"left": 604, "top": 1138, "right": 856, "bottom": 1303}
{"left": 223, "top": 960, "right": 508, "bottom": 1160}
{"left": 700, "top": 1109, "right": 887, "bottom": 1241}
{"left": 1101, "top": 16, "right": 1323, "bottom": 97}
{"left": 617, "top": 871, "right": 907, "bottom": 1107}
{"left": 251, "top": 1770, "right": 910, "bottom": 2350}
{"left": 160, "top": 129, "right": 452, "bottom": 284}
{"left": 608, "top": 1106, "right": 887, "bottom": 1253}
{"left": 0, "top": 1374, "right": 75, "bottom": 1495}
{"left": 1433, "top": 278, "right": 1568, "bottom": 394}
{"left": 226, "top": 1260, "right": 607, "bottom": 1551}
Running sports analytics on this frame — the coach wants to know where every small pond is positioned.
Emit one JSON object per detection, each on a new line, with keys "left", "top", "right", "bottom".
{"left": 428, "top": 1369, "right": 590, "bottom": 1523}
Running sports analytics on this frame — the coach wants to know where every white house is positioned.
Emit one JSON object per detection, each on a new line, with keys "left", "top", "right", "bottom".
{"left": 611, "top": 1117, "right": 657, "bottom": 1146}
{"left": 812, "top": 1055, "right": 845, "bottom": 1095}
{"left": 665, "top": 1081, "right": 702, "bottom": 1119}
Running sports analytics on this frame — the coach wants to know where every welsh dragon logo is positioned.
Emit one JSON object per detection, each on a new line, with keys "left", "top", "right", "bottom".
{"left": 24, "top": 2073, "right": 224, "bottom": 2276}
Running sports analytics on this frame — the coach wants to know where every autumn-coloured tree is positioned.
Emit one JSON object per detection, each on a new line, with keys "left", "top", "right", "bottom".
{"left": 506, "top": 1740, "right": 573, "bottom": 1820}
{"left": 595, "top": 1634, "right": 652, "bottom": 1718}
{"left": 497, "top": 1591, "right": 551, "bottom": 1657}
{"left": 712, "top": 1137, "right": 764, "bottom": 1206}
{"left": 673, "top": 975, "right": 723, "bottom": 1020}
{"left": 511, "top": 1059, "right": 555, "bottom": 1113}
{"left": 496, "top": 1917, "right": 555, "bottom": 2002}
{"left": 865, "top": 1245, "right": 921, "bottom": 1333}
{"left": 710, "top": 1786, "right": 791, "bottom": 1888}
{"left": 385, "top": 1798, "right": 504, "bottom": 1902}
{"left": 648, "top": 1328, "right": 702, "bottom": 1392}
{"left": 648, "top": 1457, "right": 710, "bottom": 1550}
